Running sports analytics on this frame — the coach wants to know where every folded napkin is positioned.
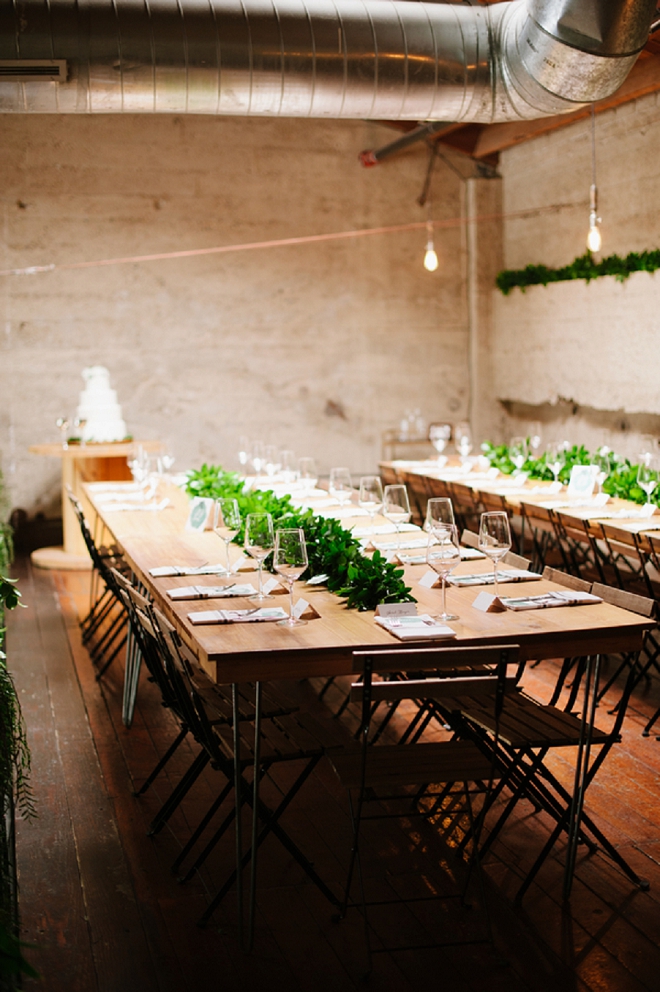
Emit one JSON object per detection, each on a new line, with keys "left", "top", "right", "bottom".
{"left": 167, "top": 583, "right": 256, "bottom": 601}
{"left": 351, "top": 522, "right": 419, "bottom": 538}
{"left": 539, "top": 493, "right": 610, "bottom": 511}
{"left": 149, "top": 563, "right": 229, "bottom": 577}
{"left": 500, "top": 590, "right": 602, "bottom": 611}
{"left": 315, "top": 505, "right": 370, "bottom": 519}
{"left": 448, "top": 568, "right": 541, "bottom": 587}
{"left": 102, "top": 498, "right": 170, "bottom": 512}
{"left": 94, "top": 490, "right": 155, "bottom": 503}
{"left": 188, "top": 606, "right": 288, "bottom": 625}
{"left": 395, "top": 547, "right": 485, "bottom": 565}
{"left": 367, "top": 536, "right": 430, "bottom": 552}
{"left": 88, "top": 481, "right": 144, "bottom": 493}
{"left": 375, "top": 614, "right": 456, "bottom": 641}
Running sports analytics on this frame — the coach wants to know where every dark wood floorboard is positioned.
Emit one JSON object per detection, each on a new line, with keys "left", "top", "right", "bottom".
{"left": 7, "top": 560, "right": 660, "bottom": 991}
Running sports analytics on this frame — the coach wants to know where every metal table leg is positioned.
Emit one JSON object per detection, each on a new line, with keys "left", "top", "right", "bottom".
{"left": 232, "top": 684, "right": 244, "bottom": 948}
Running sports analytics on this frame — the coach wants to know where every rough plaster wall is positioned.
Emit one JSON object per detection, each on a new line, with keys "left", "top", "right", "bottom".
{"left": 491, "top": 90, "right": 660, "bottom": 457}
{"left": 0, "top": 115, "right": 469, "bottom": 515}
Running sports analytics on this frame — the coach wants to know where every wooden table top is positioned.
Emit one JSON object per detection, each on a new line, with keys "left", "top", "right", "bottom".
{"left": 30, "top": 440, "right": 161, "bottom": 459}
{"left": 84, "top": 480, "right": 653, "bottom": 684}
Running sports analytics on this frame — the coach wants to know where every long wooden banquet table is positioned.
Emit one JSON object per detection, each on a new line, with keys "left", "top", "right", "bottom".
{"left": 380, "top": 458, "right": 660, "bottom": 557}
{"left": 85, "top": 479, "right": 653, "bottom": 911}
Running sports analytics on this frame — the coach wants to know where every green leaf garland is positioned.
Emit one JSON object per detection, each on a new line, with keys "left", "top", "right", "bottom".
{"left": 496, "top": 249, "right": 660, "bottom": 295}
{"left": 185, "top": 465, "right": 414, "bottom": 611}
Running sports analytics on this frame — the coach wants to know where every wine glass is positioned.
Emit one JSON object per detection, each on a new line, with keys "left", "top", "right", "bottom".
{"left": 593, "top": 449, "right": 610, "bottom": 494}
{"left": 382, "top": 484, "right": 411, "bottom": 551}
{"left": 252, "top": 440, "right": 265, "bottom": 479}
{"left": 244, "top": 512, "right": 275, "bottom": 602}
{"left": 157, "top": 445, "right": 175, "bottom": 477}
{"left": 280, "top": 449, "right": 298, "bottom": 486}
{"left": 509, "top": 436, "right": 528, "bottom": 475}
{"left": 358, "top": 476, "right": 383, "bottom": 531}
{"left": 478, "top": 511, "right": 512, "bottom": 596}
{"left": 56, "top": 417, "right": 70, "bottom": 450}
{"left": 637, "top": 457, "right": 659, "bottom": 504}
{"left": 529, "top": 422, "right": 542, "bottom": 459}
{"left": 429, "top": 423, "right": 451, "bottom": 461}
{"left": 264, "top": 444, "right": 280, "bottom": 479}
{"left": 213, "top": 498, "right": 241, "bottom": 575}
{"left": 639, "top": 436, "right": 657, "bottom": 463}
{"left": 128, "top": 444, "right": 151, "bottom": 488}
{"left": 426, "top": 524, "right": 461, "bottom": 621}
{"left": 454, "top": 422, "right": 473, "bottom": 465}
{"left": 298, "top": 457, "right": 318, "bottom": 495}
{"left": 329, "top": 467, "right": 353, "bottom": 510}
{"left": 273, "top": 528, "right": 309, "bottom": 627}
{"left": 238, "top": 436, "right": 251, "bottom": 472}
{"left": 424, "top": 497, "right": 455, "bottom": 533}
{"left": 546, "top": 441, "right": 565, "bottom": 485}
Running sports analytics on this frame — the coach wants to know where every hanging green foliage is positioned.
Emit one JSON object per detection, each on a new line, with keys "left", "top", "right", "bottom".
{"left": 186, "top": 464, "right": 414, "bottom": 611}
{"left": 496, "top": 249, "right": 660, "bottom": 295}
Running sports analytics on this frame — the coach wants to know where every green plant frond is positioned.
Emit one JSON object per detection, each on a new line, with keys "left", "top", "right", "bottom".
{"left": 496, "top": 249, "right": 660, "bottom": 295}
{"left": 185, "top": 465, "right": 414, "bottom": 611}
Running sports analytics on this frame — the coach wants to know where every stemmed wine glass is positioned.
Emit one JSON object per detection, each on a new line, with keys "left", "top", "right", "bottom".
{"left": 509, "top": 436, "right": 528, "bottom": 475}
{"left": 299, "top": 457, "right": 318, "bottom": 495}
{"left": 273, "top": 528, "right": 309, "bottom": 627}
{"left": 593, "top": 449, "right": 610, "bottom": 494}
{"left": 238, "top": 436, "right": 251, "bottom": 473}
{"left": 454, "top": 422, "right": 473, "bottom": 466}
{"left": 424, "top": 497, "right": 455, "bottom": 532}
{"left": 382, "top": 484, "right": 411, "bottom": 551}
{"left": 213, "top": 498, "right": 241, "bottom": 575}
{"left": 157, "top": 445, "right": 175, "bottom": 478}
{"left": 429, "top": 423, "right": 451, "bottom": 464}
{"left": 478, "top": 511, "right": 512, "bottom": 596}
{"left": 252, "top": 441, "right": 265, "bottom": 479}
{"left": 359, "top": 476, "right": 383, "bottom": 531}
{"left": 329, "top": 467, "right": 353, "bottom": 510}
{"left": 426, "top": 524, "right": 461, "bottom": 621}
{"left": 56, "top": 417, "right": 70, "bottom": 450}
{"left": 280, "top": 450, "right": 298, "bottom": 486}
{"left": 637, "top": 457, "right": 659, "bottom": 504}
{"left": 529, "top": 422, "right": 542, "bottom": 459}
{"left": 244, "top": 512, "right": 274, "bottom": 602}
{"left": 264, "top": 444, "right": 280, "bottom": 479}
{"left": 546, "top": 442, "right": 565, "bottom": 485}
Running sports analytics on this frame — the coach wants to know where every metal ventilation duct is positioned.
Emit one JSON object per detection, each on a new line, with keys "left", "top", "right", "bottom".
{"left": 0, "top": 0, "right": 656, "bottom": 121}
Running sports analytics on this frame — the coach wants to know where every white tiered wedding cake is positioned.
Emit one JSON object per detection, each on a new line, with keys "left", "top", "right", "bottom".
{"left": 76, "top": 366, "right": 127, "bottom": 443}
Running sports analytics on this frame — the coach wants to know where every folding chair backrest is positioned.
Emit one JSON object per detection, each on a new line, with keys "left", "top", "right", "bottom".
{"left": 502, "top": 550, "right": 531, "bottom": 570}
{"left": 590, "top": 582, "right": 656, "bottom": 618}
{"left": 542, "top": 567, "right": 592, "bottom": 593}
{"left": 461, "top": 529, "right": 479, "bottom": 550}
{"left": 352, "top": 644, "right": 519, "bottom": 678}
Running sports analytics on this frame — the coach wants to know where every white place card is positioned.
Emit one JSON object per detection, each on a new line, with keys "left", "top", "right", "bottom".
{"left": 472, "top": 592, "right": 507, "bottom": 613}
{"left": 184, "top": 496, "right": 214, "bottom": 532}
{"left": 567, "top": 465, "right": 598, "bottom": 499}
{"left": 262, "top": 576, "right": 281, "bottom": 595}
{"left": 374, "top": 602, "right": 417, "bottom": 618}
{"left": 418, "top": 570, "right": 439, "bottom": 589}
{"left": 293, "top": 598, "right": 310, "bottom": 619}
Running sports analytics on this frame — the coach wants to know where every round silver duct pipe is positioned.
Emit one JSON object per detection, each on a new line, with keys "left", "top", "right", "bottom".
{"left": 0, "top": 0, "right": 656, "bottom": 120}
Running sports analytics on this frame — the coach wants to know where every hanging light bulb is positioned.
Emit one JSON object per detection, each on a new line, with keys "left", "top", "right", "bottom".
{"left": 586, "top": 183, "right": 601, "bottom": 253}
{"left": 423, "top": 217, "right": 438, "bottom": 272}
{"left": 586, "top": 106, "right": 602, "bottom": 253}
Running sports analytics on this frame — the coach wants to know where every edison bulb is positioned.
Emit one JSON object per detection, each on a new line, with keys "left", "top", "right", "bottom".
{"left": 587, "top": 216, "right": 601, "bottom": 253}
{"left": 423, "top": 246, "right": 439, "bottom": 272}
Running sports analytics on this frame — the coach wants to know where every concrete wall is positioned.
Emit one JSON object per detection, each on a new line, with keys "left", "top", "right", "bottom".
{"left": 0, "top": 115, "right": 470, "bottom": 515}
{"left": 490, "top": 90, "right": 660, "bottom": 460}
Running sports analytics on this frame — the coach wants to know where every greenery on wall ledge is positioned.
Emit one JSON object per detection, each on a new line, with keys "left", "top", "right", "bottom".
{"left": 496, "top": 249, "right": 660, "bottom": 296}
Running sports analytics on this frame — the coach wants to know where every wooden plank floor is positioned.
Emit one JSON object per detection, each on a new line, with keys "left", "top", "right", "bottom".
{"left": 7, "top": 557, "right": 660, "bottom": 992}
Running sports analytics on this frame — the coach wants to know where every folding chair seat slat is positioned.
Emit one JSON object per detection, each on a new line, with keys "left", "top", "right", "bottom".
{"left": 329, "top": 740, "right": 498, "bottom": 790}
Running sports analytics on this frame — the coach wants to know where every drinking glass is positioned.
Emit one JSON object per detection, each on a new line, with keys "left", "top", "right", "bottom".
{"left": 264, "top": 444, "right": 280, "bottom": 479}
{"left": 329, "top": 467, "right": 353, "bottom": 509}
{"left": 244, "top": 512, "right": 275, "bottom": 602}
{"left": 128, "top": 444, "right": 151, "bottom": 488}
{"left": 454, "top": 422, "right": 473, "bottom": 463}
{"left": 280, "top": 449, "right": 298, "bottom": 486}
{"left": 56, "top": 417, "right": 70, "bottom": 450}
{"left": 299, "top": 457, "right": 318, "bottom": 495}
{"left": 252, "top": 440, "right": 265, "bottom": 478}
{"left": 382, "top": 484, "right": 411, "bottom": 551}
{"left": 213, "top": 498, "right": 241, "bottom": 575}
{"left": 273, "top": 528, "right": 309, "bottom": 627}
{"left": 637, "top": 457, "right": 659, "bottom": 503}
{"left": 238, "top": 436, "right": 251, "bottom": 472}
{"left": 424, "top": 497, "right": 455, "bottom": 532}
{"left": 509, "top": 436, "right": 528, "bottom": 474}
{"left": 429, "top": 423, "right": 451, "bottom": 459}
{"left": 157, "top": 445, "right": 175, "bottom": 477}
{"left": 593, "top": 449, "right": 610, "bottom": 494}
{"left": 639, "top": 436, "right": 657, "bottom": 463}
{"left": 426, "top": 524, "right": 461, "bottom": 621}
{"left": 529, "top": 422, "right": 542, "bottom": 459}
{"left": 358, "top": 476, "right": 383, "bottom": 531}
{"left": 478, "top": 511, "right": 512, "bottom": 595}
{"left": 546, "top": 441, "right": 565, "bottom": 485}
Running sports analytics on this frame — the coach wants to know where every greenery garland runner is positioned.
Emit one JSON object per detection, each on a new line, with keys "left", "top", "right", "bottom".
{"left": 481, "top": 441, "right": 658, "bottom": 507}
{"left": 186, "top": 465, "right": 414, "bottom": 612}
{"left": 496, "top": 249, "right": 660, "bottom": 296}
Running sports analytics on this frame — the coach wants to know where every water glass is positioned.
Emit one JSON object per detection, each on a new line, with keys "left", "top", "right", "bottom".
{"left": 383, "top": 484, "right": 411, "bottom": 550}
{"left": 546, "top": 442, "right": 565, "bottom": 485}
{"left": 509, "top": 436, "right": 528, "bottom": 473}
{"left": 299, "top": 457, "right": 318, "bottom": 495}
{"left": 637, "top": 457, "right": 659, "bottom": 503}
{"left": 454, "top": 422, "right": 473, "bottom": 462}
{"left": 424, "top": 497, "right": 455, "bottom": 533}
{"left": 429, "top": 423, "right": 451, "bottom": 458}
{"left": 273, "top": 528, "right": 309, "bottom": 627}
{"left": 359, "top": 476, "right": 383, "bottom": 530}
{"left": 329, "top": 467, "right": 352, "bottom": 509}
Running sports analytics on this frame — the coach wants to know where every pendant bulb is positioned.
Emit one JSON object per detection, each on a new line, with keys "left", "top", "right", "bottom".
{"left": 424, "top": 244, "right": 439, "bottom": 272}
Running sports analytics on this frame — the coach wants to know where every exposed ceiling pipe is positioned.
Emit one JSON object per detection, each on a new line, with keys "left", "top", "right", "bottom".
{"left": 0, "top": 0, "right": 657, "bottom": 121}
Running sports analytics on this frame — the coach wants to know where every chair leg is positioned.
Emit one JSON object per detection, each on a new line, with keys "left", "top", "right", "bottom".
{"left": 147, "top": 750, "right": 210, "bottom": 836}
{"left": 133, "top": 726, "right": 188, "bottom": 797}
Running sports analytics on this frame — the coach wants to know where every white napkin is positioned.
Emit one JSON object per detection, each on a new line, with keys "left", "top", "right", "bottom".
{"left": 501, "top": 590, "right": 602, "bottom": 611}
{"left": 351, "top": 522, "right": 419, "bottom": 538}
{"left": 448, "top": 568, "right": 541, "bottom": 587}
{"left": 375, "top": 614, "right": 457, "bottom": 641}
{"left": 149, "top": 563, "right": 229, "bottom": 577}
{"left": 167, "top": 584, "right": 256, "bottom": 601}
{"left": 188, "top": 606, "right": 288, "bottom": 625}
{"left": 102, "top": 498, "right": 170, "bottom": 512}
{"left": 368, "top": 537, "right": 431, "bottom": 552}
